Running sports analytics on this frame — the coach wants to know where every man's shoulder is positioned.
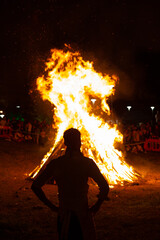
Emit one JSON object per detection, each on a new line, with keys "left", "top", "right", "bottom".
{"left": 46, "top": 155, "right": 64, "bottom": 167}
{"left": 82, "top": 156, "right": 96, "bottom": 166}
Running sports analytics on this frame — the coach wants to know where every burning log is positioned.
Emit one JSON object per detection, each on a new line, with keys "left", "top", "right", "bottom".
{"left": 29, "top": 139, "right": 65, "bottom": 179}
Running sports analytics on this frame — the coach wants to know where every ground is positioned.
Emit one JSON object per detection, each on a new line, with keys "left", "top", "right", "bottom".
{"left": 0, "top": 140, "right": 160, "bottom": 240}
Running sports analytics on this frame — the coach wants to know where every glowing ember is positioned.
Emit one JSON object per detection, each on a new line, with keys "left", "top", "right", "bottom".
{"left": 29, "top": 46, "right": 139, "bottom": 185}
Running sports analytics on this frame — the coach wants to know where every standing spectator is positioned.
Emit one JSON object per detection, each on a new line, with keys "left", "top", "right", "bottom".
{"left": 155, "top": 111, "right": 160, "bottom": 123}
{"left": 25, "top": 120, "right": 32, "bottom": 134}
{"left": 25, "top": 120, "right": 32, "bottom": 140}
{"left": 32, "top": 120, "right": 41, "bottom": 145}
{"left": 145, "top": 122, "right": 152, "bottom": 138}
{"left": 39, "top": 127, "right": 46, "bottom": 146}
{"left": 10, "top": 117, "right": 18, "bottom": 131}
{"left": 17, "top": 120, "right": 24, "bottom": 132}
{"left": 132, "top": 127, "right": 140, "bottom": 142}
{"left": 0, "top": 117, "right": 6, "bottom": 126}
{"left": 154, "top": 124, "right": 159, "bottom": 138}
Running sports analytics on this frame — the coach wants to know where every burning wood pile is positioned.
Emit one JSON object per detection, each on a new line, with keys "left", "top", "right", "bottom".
{"left": 29, "top": 45, "right": 139, "bottom": 185}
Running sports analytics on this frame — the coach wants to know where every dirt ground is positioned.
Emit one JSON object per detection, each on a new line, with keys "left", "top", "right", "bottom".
{"left": 0, "top": 140, "right": 160, "bottom": 240}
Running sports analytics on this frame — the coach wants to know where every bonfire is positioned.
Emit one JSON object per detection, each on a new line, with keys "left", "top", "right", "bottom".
{"left": 29, "top": 45, "right": 139, "bottom": 185}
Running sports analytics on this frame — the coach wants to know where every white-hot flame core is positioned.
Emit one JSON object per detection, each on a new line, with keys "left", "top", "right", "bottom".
{"left": 30, "top": 47, "right": 139, "bottom": 184}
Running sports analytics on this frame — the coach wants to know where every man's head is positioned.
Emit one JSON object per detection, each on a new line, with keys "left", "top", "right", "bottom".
{"left": 63, "top": 128, "right": 81, "bottom": 150}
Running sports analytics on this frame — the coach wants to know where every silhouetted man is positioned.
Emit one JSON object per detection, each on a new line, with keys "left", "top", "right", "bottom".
{"left": 31, "top": 128, "right": 109, "bottom": 240}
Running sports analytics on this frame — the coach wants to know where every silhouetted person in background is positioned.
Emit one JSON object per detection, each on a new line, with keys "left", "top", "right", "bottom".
{"left": 31, "top": 128, "right": 109, "bottom": 240}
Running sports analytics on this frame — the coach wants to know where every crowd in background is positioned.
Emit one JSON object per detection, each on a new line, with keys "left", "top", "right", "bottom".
{"left": 0, "top": 113, "right": 160, "bottom": 153}
{"left": 0, "top": 117, "right": 55, "bottom": 146}
{"left": 122, "top": 117, "right": 160, "bottom": 153}
{"left": 123, "top": 121, "right": 160, "bottom": 143}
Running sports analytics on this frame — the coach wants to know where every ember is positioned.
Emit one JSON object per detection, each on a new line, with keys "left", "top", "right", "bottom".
{"left": 29, "top": 46, "right": 139, "bottom": 185}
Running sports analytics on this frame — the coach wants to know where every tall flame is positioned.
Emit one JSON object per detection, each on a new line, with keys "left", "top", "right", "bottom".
{"left": 29, "top": 46, "right": 139, "bottom": 185}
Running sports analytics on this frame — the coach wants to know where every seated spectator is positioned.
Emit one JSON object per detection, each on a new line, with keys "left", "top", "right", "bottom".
{"left": 25, "top": 134, "right": 32, "bottom": 141}
{"left": 13, "top": 130, "right": 24, "bottom": 142}
{"left": 131, "top": 145, "right": 138, "bottom": 153}
{"left": 137, "top": 144, "right": 143, "bottom": 152}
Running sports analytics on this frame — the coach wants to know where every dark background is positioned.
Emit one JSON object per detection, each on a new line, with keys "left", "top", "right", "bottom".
{"left": 0, "top": 0, "right": 160, "bottom": 121}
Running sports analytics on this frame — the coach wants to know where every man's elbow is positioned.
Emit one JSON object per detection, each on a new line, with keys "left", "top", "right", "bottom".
{"left": 107, "top": 183, "right": 109, "bottom": 193}
{"left": 31, "top": 181, "right": 40, "bottom": 192}
{"left": 105, "top": 182, "right": 110, "bottom": 196}
{"left": 100, "top": 183, "right": 110, "bottom": 200}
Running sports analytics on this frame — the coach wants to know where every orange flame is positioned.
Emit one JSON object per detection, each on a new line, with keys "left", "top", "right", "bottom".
{"left": 29, "top": 46, "right": 139, "bottom": 185}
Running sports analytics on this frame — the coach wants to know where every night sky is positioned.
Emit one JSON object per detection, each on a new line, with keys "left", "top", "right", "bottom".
{"left": 0, "top": 0, "right": 160, "bottom": 111}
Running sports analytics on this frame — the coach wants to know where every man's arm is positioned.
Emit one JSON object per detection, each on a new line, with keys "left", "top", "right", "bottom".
{"left": 31, "top": 161, "right": 59, "bottom": 212}
{"left": 88, "top": 160, "right": 109, "bottom": 214}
